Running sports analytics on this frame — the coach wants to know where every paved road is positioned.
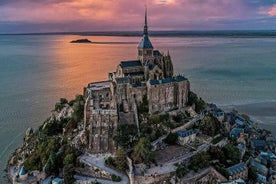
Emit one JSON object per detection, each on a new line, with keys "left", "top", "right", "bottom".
{"left": 79, "top": 154, "right": 129, "bottom": 184}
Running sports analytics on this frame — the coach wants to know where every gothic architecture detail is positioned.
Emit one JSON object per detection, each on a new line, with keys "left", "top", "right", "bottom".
{"left": 85, "top": 9, "right": 190, "bottom": 153}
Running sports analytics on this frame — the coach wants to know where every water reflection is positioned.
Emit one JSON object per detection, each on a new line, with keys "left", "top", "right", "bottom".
{"left": 50, "top": 35, "right": 139, "bottom": 98}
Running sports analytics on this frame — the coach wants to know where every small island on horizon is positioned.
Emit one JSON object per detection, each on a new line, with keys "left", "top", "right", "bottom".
{"left": 6, "top": 9, "right": 276, "bottom": 184}
{"left": 70, "top": 38, "right": 92, "bottom": 43}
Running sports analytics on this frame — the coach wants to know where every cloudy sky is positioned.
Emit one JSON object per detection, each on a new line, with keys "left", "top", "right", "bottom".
{"left": 2, "top": 0, "right": 276, "bottom": 33}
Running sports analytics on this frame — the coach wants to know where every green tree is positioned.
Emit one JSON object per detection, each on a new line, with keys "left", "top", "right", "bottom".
{"left": 115, "top": 148, "right": 128, "bottom": 171}
{"left": 132, "top": 137, "right": 154, "bottom": 164}
{"left": 111, "top": 174, "right": 121, "bottom": 182}
{"left": 199, "top": 116, "right": 221, "bottom": 136}
{"left": 208, "top": 146, "right": 225, "bottom": 162}
{"left": 163, "top": 132, "right": 178, "bottom": 145}
{"left": 138, "top": 95, "right": 149, "bottom": 113}
{"left": 187, "top": 91, "right": 206, "bottom": 113}
{"left": 222, "top": 143, "right": 241, "bottom": 166}
{"left": 72, "top": 95, "right": 84, "bottom": 122}
{"left": 175, "top": 165, "right": 189, "bottom": 178}
{"left": 60, "top": 98, "right": 68, "bottom": 104}
{"left": 63, "top": 164, "right": 75, "bottom": 184}
{"left": 248, "top": 166, "right": 258, "bottom": 183}
{"left": 45, "top": 152, "right": 58, "bottom": 175}
{"left": 105, "top": 157, "right": 115, "bottom": 168}
{"left": 189, "top": 151, "right": 210, "bottom": 171}
{"left": 113, "top": 124, "right": 138, "bottom": 149}
{"left": 63, "top": 153, "right": 74, "bottom": 166}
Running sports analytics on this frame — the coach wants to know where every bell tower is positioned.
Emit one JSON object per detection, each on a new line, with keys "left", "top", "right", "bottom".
{"left": 138, "top": 6, "right": 154, "bottom": 65}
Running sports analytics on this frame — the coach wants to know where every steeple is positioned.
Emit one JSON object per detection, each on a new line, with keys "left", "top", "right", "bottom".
{"left": 138, "top": 6, "right": 153, "bottom": 50}
{"left": 144, "top": 6, "right": 148, "bottom": 35}
{"left": 138, "top": 6, "right": 153, "bottom": 64}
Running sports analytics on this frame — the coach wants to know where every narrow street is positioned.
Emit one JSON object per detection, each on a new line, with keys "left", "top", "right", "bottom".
{"left": 78, "top": 154, "right": 129, "bottom": 184}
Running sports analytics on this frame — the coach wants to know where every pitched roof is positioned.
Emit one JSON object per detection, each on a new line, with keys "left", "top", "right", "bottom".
{"left": 252, "top": 139, "right": 266, "bottom": 148}
{"left": 153, "top": 50, "right": 161, "bottom": 56}
{"left": 149, "top": 76, "right": 187, "bottom": 86}
{"left": 19, "top": 166, "right": 27, "bottom": 175}
{"left": 230, "top": 128, "right": 244, "bottom": 138}
{"left": 177, "top": 130, "right": 197, "bottom": 138}
{"left": 124, "top": 71, "right": 144, "bottom": 76}
{"left": 175, "top": 75, "right": 188, "bottom": 82}
{"left": 138, "top": 34, "right": 153, "bottom": 49}
{"left": 115, "top": 77, "right": 130, "bottom": 84}
{"left": 120, "top": 60, "right": 142, "bottom": 68}
{"left": 227, "top": 162, "right": 247, "bottom": 175}
{"left": 251, "top": 160, "right": 268, "bottom": 173}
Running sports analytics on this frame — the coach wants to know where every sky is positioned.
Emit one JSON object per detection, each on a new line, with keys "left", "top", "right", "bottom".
{"left": 2, "top": 0, "right": 276, "bottom": 33}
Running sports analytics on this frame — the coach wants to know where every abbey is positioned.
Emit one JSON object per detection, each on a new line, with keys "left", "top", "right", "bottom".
{"left": 84, "top": 9, "right": 190, "bottom": 153}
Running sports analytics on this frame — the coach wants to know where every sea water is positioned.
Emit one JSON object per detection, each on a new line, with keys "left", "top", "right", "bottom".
{"left": 0, "top": 34, "right": 276, "bottom": 182}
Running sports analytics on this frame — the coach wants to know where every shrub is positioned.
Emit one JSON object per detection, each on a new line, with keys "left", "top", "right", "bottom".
{"left": 111, "top": 174, "right": 121, "bottom": 182}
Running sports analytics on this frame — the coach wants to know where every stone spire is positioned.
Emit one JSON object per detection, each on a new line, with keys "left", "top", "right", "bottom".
{"left": 138, "top": 6, "right": 153, "bottom": 49}
{"left": 144, "top": 5, "right": 148, "bottom": 35}
{"left": 138, "top": 6, "right": 153, "bottom": 64}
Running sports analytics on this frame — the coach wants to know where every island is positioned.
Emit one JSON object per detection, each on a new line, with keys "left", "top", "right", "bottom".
{"left": 7, "top": 9, "right": 276, "bottom": 184}
{"left": 70, "top": 39, "right": 92, "bottom": 43}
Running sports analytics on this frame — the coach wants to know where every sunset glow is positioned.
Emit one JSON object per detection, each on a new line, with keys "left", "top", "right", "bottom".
{"left": 1, "top": 0, "right": 276, "bottom": 33}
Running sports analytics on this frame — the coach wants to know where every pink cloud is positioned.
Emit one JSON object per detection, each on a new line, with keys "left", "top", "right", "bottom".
{"left": 267, "top": 5, "right": 276, "bottom": 16}
{"left": 0, "top": 0, "right": 267, "bottom": 31}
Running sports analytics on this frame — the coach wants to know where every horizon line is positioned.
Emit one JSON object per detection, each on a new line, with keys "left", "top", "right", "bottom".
{"left": 2, "top": 29, "right": 276, "bottom": 37}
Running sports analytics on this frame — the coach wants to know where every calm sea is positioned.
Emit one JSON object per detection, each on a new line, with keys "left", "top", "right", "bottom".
{"left": 1, "top": 34, "right": 276, "bottom": 182}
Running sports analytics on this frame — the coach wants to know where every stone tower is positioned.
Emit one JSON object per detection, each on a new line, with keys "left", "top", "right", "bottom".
{"left": 163, "top": 51, "right": 174, "bottom": 78}
{"left": 137, "top": 7, "right": 154, "bottom": 65}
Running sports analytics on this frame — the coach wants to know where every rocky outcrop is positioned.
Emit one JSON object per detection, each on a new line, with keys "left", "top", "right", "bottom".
{"left": 6, "top": 100, "right": 85, "bottom": 184}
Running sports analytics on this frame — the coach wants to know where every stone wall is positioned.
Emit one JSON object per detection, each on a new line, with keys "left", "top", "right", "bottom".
{"left": 89, "top": 109, "right": 118, "bottom": 153}
{"left": 148, "top": 79, "right": 189, "bottom": 113}
{"left": 134, "top": 172, "right": 173, "bottom": 184}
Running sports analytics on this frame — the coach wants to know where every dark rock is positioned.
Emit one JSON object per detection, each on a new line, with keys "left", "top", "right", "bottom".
{"left": 70, "top": 39, "right": 92, "bottom": 43}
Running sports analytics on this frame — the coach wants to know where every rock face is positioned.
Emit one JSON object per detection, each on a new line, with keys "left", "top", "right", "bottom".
{"left": 51, "top": 104, "right": 74, "bottom": 121}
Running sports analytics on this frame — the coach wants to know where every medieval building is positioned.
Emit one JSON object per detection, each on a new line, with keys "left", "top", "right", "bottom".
{"left": 85, "top": 9, "right": 190, "bottom": 153}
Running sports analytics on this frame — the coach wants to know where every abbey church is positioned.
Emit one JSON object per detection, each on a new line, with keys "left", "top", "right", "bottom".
{"left": 85, "top": 9, "right": 190, "bottom": 153}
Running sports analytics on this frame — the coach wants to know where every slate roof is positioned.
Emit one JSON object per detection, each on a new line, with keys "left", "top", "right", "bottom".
{"left": 115, "top": 77, "right": 130, "bottom": 84}
{"left": 120, "top": 60, "right": 142, "bottom": 68}
{"left": 257, "top": 174, "right": 267, "bottom": 184}
{"left": 149, "top": 76, "right": 187, "bottom": 86}
{"left": 177, "top": 130, "right": 197, "bottom": 138}
{"left": 153, "top": 50, "right": 161, "bottom": 56}
{"left": 252, "top": 139, "right": 267, "bottom": 150}
{"left": 235, "top": 118, "right": 244, "bottom": 126}
{"left": 260, "top": 151, "right": 276, "bottom": 159}
{"left": 227, "top": 162, "right": 247, "bottom": 175}
{"left": 230, "top": 128, "right": 244, "bottom": 138}
{"left": 19, "top": 166, "right": 27, "bottom": 175}
{"left": 251, "top": 160, "right": 268, "bottom": 174}
{"left": 138, "top": 34, "right": 153, "bottom": 49}
{"left": 124, "top": 71, "right": 144, "bottom": 76}
{"left": 52, "top": 178, "right": 63, "bottom": 184}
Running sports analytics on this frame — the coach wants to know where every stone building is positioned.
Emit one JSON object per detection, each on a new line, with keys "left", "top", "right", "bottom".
{"left": 85, "top": 8, "right": 190, "bottom": 153}
{"left": 177, "top": 130, "right": 198, "bottom": 145}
